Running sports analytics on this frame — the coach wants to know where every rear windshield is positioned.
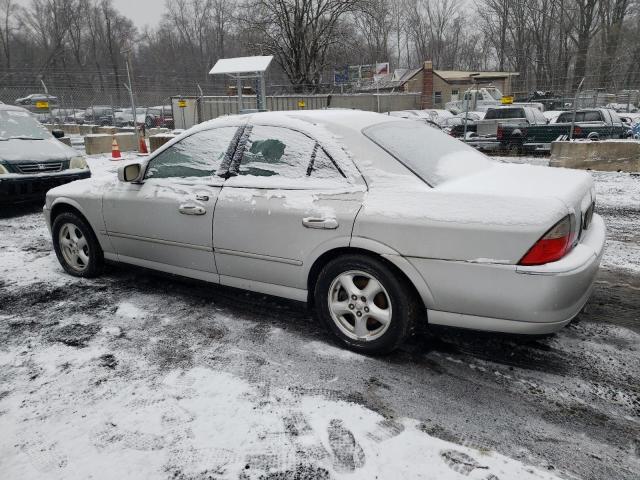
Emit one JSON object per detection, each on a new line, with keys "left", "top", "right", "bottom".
{"left": 0, "top": 110, "right": 51, "bottom": 140}
{"left": 484, "top": 108, "right": 525, "bottom": 120}
{"left": 363, "top": 121, "right": 496, "bottom": 186}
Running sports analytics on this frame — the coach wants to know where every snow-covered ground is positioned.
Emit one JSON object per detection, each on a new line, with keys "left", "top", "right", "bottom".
{"left": 0, "top": 154, "right": 639, "bottom": 479}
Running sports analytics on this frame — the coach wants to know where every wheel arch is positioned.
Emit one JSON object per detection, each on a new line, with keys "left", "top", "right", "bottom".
{"left": 306, "top": 238, "right": 435, "bottom": 309}
{"left": 49, "top": 199, "right": 113, "bottom": 254}
{"left": 50, "top": 199, "right": 93, "bottom": 228}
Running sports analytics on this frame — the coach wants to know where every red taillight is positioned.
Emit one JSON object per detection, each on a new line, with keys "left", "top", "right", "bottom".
{"left": 574, "top": 126, "right": 582, "bottom": 136}
{"left": 519, "top": 216, "right": 573, "bottom": 265}
{"left": 497, "top": 126, "right": 504, "bottom": 140}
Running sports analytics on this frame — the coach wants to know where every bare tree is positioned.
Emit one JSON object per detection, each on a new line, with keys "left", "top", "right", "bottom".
{"left": 245, "top": 0, "right": 362, "bottom": 91}
{"left": 597, "top": 0, "right": 629, "bottom": 88}
{"left": 0, "top": 0, "right": 17, "bottom": 69}
{"left": 571, "top": 0, "right": 600, "bottom": 89}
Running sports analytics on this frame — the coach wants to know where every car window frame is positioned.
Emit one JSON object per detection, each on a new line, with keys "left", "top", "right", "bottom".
{"left": 226, "top": 123, "right": 350, "bottom": 187}
{"left": 141, "top": 125, "right": 244, "bottom": 185}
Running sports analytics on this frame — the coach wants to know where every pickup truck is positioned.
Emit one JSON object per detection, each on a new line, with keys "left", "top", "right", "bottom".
{"left": 496, "top": 108, "right": 630, "bottom": 153}
{"left": 475, "top": 106, "right": 547, "bottom": 137}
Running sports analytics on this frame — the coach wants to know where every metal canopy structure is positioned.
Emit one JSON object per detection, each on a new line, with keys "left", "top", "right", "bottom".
{"left": 209, "top": 55, "right": 273, "bottom": 112}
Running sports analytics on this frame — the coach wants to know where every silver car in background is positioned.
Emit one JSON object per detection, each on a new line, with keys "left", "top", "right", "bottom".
{"left": 44, "top": 110, "right": 605, "bottom": 354}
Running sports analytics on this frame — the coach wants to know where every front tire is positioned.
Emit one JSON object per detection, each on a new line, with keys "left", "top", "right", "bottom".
{"left": 52, "top": 212, "right": 104, "bottom": 278}
{"left": 314, "top": 255, "right": 420, "bottom": 354}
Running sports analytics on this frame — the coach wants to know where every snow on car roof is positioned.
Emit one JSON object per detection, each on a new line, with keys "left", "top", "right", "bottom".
{"left": 0, "top": 104, "right": 29, "bottom": 112}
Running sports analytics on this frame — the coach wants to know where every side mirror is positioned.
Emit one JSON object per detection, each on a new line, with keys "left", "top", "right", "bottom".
{"left": 52, "top": 129, "right": 64, "bottom": 139}
{"left": 118, "top": 163, "right": 143, "bottom": 183}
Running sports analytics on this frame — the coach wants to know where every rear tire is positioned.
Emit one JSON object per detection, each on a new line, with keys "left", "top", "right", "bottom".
{"left": 52, "top": 212, "right": 104, "bottom": 278}
{"left": 314, "top": 254, "right": 420, "bottom": 354}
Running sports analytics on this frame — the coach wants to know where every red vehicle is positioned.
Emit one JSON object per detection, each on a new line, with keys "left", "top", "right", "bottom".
{"left": 145, "top": 105, "right": 174, "bottom": 129}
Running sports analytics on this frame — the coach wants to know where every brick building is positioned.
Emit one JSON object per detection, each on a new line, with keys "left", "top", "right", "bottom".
{"left": 358, "top": 61, "right": 519, "bottom": 109}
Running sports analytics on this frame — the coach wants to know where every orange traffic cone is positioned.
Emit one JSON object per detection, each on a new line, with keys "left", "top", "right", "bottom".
{"left": 138, "top": 135, "right": 148, "bottom": 154}
{"left": 111, "top": 137, "right": 121, "bottom": 160}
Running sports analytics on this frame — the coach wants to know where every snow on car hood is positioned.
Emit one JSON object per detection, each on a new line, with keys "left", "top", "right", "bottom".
{"left": 0, "top": 137, "right": 78, "bottom": 163}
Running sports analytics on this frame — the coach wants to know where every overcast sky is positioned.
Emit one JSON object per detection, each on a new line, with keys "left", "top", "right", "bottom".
{"left": 111, "top": 0, "right": 165, "bottom": 29}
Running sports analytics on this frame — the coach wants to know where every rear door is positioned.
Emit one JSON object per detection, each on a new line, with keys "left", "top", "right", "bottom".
{"left": 212, "top": 124, "right": 365, "bottom": 297}
{"left": 102, "top": 126, "right": 242, "bottom": 277}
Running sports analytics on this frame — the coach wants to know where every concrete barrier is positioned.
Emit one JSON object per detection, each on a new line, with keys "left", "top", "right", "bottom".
{"left": 148, "top": 128, "right": 170, "bottom": 137}
{"left": 62, "top": 124, "right": 80, "bottom": 135}
{"left": 84, "top": 134, "right": 114, "bottom": 154}
{"left": 550, "top": 140, "right": 640, "bottom": 172}
{"left": 150, "top": 134, "right": 175, "bottom": 152}
{"left": 79, "top": 125, "right": 98, "bottom": 135}
{"left": 96, "top": 126, "right": 118, "bottom": 135}
{"left": 114, "top": 133, "right": 137, "bottom": 152}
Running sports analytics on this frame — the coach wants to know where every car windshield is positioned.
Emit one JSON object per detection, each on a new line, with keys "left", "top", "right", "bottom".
{"left": 363, "top": 121, "right": 496, "bottom": 186}
{"left": 0, "top": 110, "right": 50, "bottom": 140}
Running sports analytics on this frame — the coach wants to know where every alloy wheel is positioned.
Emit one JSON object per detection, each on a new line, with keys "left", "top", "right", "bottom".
{"left": 58, "top": 223, "right": 90, "bottom": 272}
{"left": 327, "top": 270, "right": 392, "bottom": 341}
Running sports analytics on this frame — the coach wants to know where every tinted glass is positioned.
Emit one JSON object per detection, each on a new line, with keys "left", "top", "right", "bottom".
{"left": 239, "top": 126, "right": 316, "bottom": 178}
{"left": 584, "top": 111, "right": 602, "bottom": 122}
{"left": 145, "top": 127, "right": 237, "bottom": 179}
{"left": 309, "top": 148, "right": 343, "bottom": 179}
{"left": 364, "top": 121, "right": 496, "bottom": 186}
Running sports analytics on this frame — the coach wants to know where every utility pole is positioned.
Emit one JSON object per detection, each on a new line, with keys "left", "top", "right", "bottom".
{"left": 570, "top": 78, "right": 585, "bottom": 141}
{"left": 122, "top": 48, "right": 139, "bottom": 141}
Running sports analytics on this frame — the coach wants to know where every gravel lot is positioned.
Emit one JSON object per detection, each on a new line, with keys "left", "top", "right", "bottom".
{"left": 0, "top": 155, "right": 638, "bottom": 480}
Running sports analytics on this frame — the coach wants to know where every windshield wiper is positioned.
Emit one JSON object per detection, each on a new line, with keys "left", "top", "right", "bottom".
{"left": 2, "top": 136, "right": 46, "bottom": 141}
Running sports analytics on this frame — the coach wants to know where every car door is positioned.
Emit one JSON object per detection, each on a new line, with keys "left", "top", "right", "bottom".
{"left": 102, "top": 125, "right": 242, "bottom": 278}
{"left": 212, "top": 124, "right": 365, "bottom": 298}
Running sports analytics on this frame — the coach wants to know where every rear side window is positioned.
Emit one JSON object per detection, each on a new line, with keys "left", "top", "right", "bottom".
{"left": 238, "top": 125, "right": 343, "bottom": 179}
{"left": 364, "top": 121, "right": 496, "bottom": 187}
{"left": 145, "top": 126, "right": 238, "bottom": 179}
{"left": 584, "top": 111, "right": 602, "bottom": 122}
{"left": 558, "top": 112, "right": 585, "bottom": 123}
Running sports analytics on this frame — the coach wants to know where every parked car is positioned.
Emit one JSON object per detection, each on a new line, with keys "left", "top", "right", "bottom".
{"left": 497, "top": 108, "right": 631, "bottom": 153}
{"left": 50, "top": 108, "right": 86, "bottom": 125}
{"left": 15, "top": 93, "right": 58, "bottom": 108}
{"left": 44, "top": 110, "right": 604, "bottom": 354}
{"left": 476, "top": 106, "right": 548, "bottom": 137}
{"left": 0, "top": 104, "right": 90, "bottom": 204}
{"left": 115, "top": 107, "right": 147, "bottom": 127}
{"left": 442, "top": 112, "right": 484, "bottom": 137}
{"left": 146, "top": 105, "right": 174, "bottom": 129}
{"left": 387, "top": 111, "right": 441, "bottom": 129}
{"left": 84, "top": 106, "right": 118, "bottom": 126}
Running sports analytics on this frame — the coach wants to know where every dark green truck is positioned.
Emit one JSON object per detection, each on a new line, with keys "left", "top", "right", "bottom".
{"left": 497, "top": 108, "right": 631, "bottom": 153}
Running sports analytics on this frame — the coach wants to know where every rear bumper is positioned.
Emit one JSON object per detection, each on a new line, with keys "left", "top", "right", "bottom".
{"left": 0, "top": 170, "right": 91, "bottom": 205}
{"left": 411, "top": 214, "right": 606, "bottom": 334}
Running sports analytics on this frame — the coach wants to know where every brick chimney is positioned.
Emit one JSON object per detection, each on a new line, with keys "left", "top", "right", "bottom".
{"left": 421, "top": 61, "right": 433, "bottom": 109}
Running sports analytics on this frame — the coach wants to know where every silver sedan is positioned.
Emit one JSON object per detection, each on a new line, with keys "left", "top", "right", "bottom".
{"left": 44, "top": 110, "right": 606, "bottom": 354}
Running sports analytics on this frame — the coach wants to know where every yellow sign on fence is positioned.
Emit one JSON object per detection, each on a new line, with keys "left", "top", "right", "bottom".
{"left": 35, "top": 101, "right": 49, "bottom": 109}
{"left": 501, "top": 96, "right": 514, "bottom": 104}
{"left": 297, "top": 100, "right": 306, "bottom": 108}
{"left": 177, "top": 99, "right": 187, "bottom": 108}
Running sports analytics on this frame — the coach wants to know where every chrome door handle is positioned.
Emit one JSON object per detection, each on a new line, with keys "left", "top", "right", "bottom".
{"left": 195, "top": 194, "right": 209, "bottom": 201}
{"left": 302, "top": 217, "right": 338, "bottom": 229}
{"left": 179, "top": 204, "right": 206, "bottom": 215}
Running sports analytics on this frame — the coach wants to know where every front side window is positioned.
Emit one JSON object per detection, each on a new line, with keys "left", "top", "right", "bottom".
{"left": 145, "top": 126, "right": 238, "bottom": 180}
{"left": 238, "top": 125, "right": 343, "bottom": 179}
{"left": 364, "top": 121, "right": 496, "bottom": 186}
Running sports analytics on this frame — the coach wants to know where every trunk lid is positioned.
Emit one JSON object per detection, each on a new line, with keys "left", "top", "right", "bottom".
{"left": 438, "top": 162, "right": 595, "bottom": 242}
